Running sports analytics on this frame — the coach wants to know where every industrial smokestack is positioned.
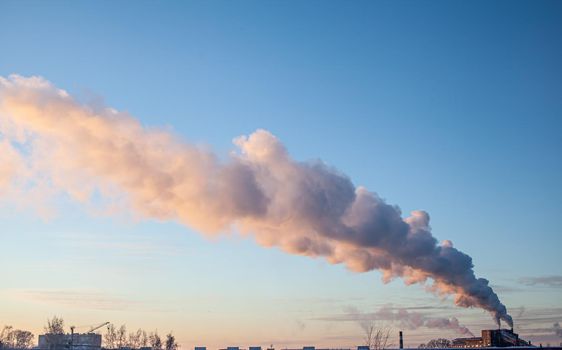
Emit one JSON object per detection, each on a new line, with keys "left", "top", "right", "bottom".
{"left": 0, "top": 75, "right": 514, "bottom": 327}
{"left": 399, "top": 331, "right": 404, "bottom": 349}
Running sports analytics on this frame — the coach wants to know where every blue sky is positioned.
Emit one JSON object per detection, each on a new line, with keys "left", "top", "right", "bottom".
{"left": 1, "top": 0, "right": 561, "bottom": 348}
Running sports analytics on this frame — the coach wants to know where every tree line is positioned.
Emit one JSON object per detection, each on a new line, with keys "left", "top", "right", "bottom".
{"left": 45, "top": 317, "right": 179, "bottom": 350}
{"left": 418, "top": 338, "right": 452, "bottom": 348}
{"left": 103, "top": 324, "right": 178, "bottom": 350}
{"left": 2, "top": 317, "right": 179, "bottom": 350}
{"left": 0, "top": 326, "right": 34, "bottom": 349}
{"left": 359, "top": 321, "right": 455, "bottom": 350}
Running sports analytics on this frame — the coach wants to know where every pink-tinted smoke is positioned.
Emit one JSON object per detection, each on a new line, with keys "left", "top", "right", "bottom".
{"left": 0, "top": 75, "right": 512, "bottom": 327}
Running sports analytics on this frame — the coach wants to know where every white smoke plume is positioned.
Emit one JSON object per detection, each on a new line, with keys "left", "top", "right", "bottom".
{"left": 343, "top": 306, "right": 474, "bottom": 336}
{"left": 0, "top": 75, "right": 512, "bottom": 327}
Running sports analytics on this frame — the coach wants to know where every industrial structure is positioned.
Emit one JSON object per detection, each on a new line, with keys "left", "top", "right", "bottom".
{"left": 38, "top": 333, "right": 101, "bottom": 350}
{"left": 25, "top": 326, "right": 562, "bottom": 350}
{"left": 38, "top": 322, "right": 109, "bottom": 350}
{"left": 452, "top": 329, "right": 532, "bottom": 348}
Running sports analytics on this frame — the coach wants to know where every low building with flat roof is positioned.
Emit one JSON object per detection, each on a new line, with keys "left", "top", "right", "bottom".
{"left": 38, "top": 333, "right": 101, "bottom": 350}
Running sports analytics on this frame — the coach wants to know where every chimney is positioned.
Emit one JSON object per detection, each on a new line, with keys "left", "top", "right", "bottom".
{"left": 399, "top": 331, "right": 404, "bottom": 349}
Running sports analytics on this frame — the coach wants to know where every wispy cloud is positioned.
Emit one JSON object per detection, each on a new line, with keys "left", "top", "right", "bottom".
{"left": 11, "top": 289, "right": 143, "bottom": 311}
{"left": 516, "top": 307, "right": 562, "bottom": 324}
{"left": 313, "top": 305, "right": 474, "bottom": 336}
{"left": 519, "top": 275, "right": 562, "bottom": 288}
{"left": 490, "top": 284, "right": 524, "bottom": 293}
{"left": 527, "top": 323, "right": 562, "bottom": 338}
{"left": 54, "top": 231, "right": 182, "bottom": 257}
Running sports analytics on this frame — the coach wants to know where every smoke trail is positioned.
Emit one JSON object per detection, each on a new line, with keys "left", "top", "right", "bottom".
{"left": 554, "top": 322, "right": 562, "bottom": 338}
{"left": 0, "top": 75, "right": 512, "bottom": 326}
{"left": 424, "top": 318, "right": 474, "bottom": 336}
{"left": 344, "top": 306, "right": 474, "bottom": 336}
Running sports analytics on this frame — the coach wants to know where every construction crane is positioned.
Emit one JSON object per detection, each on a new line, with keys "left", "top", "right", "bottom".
{"left": 69, "top": 322, "right": 109, "bottom": 350}
{"left": 86, "top": 322, "right": 110, "bottom": 334}
{"left": 70, "top": 322, "right": 110, "bottom": 335}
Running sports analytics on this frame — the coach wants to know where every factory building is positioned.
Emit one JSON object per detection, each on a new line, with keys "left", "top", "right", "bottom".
{"left": 38, "top": 333, "right": 102, "bottom": 350}
{"left": 452, "top": 329, "right": 531, "bottom": 348}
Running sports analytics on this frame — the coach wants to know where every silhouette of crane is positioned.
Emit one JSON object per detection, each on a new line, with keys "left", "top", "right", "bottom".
{"left": 70, "top": 322, "right": 110, "bottom": 335}
{"left": 86, "top": 322, "right": 110, "bottom": 334}
{"left": 69, "top": 322, "right": 110, "bottom": 350}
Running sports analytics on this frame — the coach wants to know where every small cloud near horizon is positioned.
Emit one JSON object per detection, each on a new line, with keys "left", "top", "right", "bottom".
{"left": 490, "top": 284, "right": 524, "bottom": 293}
{"left": 519, "top": 276, "right": 562, "bottom": 288}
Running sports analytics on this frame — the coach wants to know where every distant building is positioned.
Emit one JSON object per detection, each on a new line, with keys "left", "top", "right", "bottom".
{"left": 452, "top": 329, "right": 531, "bottom": 348}
{"left": 218, "top": 347, "right": 239, "bottom": 350}
{"left": 38, "top": 333, "right": 101, "bottom": 350}
{"left": 452, "top": 337, "right": 483, "bottom": 348}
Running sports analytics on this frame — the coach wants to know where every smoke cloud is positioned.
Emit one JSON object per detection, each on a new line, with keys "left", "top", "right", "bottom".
{"left": 0, "top": 75, "right": 512, "bottom": 327}
{"left": 343, "top": 306, "right": 474, "bottom": 336}
{"left": 554, "top": 322, "right": 562, "bottom": 338}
